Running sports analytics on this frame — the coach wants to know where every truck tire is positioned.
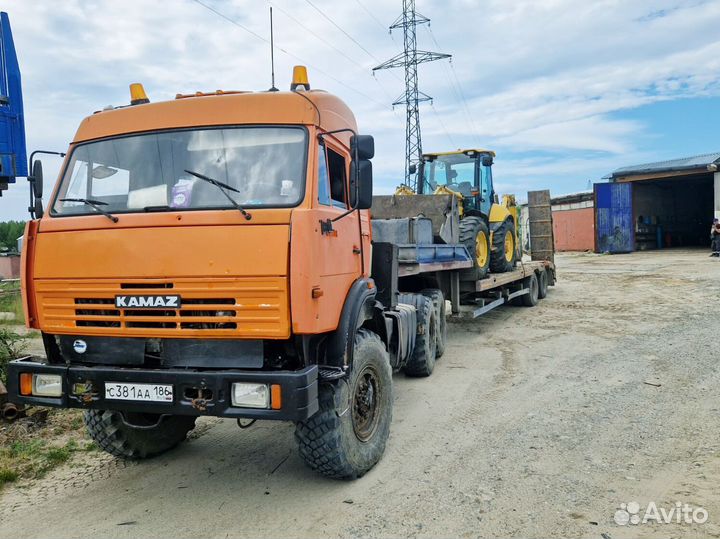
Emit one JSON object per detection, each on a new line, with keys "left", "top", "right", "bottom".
{"left": 538, "top": 269, "right": 549, "bottom": 299}
{"left": 458, "top": 216, "right": 491, "bottom": 281}
{"left": 84, "top": 410, "right": 196, "bottom": 459}
{"left": 294, "top": 329, "right": 393, "bottom": 479}
{"left": 421, "top": 288, "right": 446, "bottom": 359}
{"left": 490, "top": 219, "right": 517, "bottom": 273}
{"left": 521, "top": 273, "right": 539, "bottom": 307}
{"left": 398, "top": 293, "right": 437, "bottom": 377}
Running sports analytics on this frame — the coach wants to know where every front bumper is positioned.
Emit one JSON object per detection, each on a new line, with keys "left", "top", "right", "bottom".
{"left": 7, "top": 357, "right": 318, "bottom": 421}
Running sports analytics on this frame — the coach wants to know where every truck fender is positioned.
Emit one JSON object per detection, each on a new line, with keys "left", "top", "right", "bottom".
{"left": 325, "top": 279, "right": 378, "bottom": 367}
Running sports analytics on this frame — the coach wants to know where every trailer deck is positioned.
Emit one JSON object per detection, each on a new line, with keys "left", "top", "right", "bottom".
{"left": 390, "top": 238, "right": 556, "bottom": 319}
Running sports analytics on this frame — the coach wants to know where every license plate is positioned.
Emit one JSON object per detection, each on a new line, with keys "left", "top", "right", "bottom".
{"left": 105, "top": 382, "right": 173, "bottom": 402}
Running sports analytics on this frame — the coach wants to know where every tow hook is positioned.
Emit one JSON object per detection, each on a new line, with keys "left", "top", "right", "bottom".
{"left": 191, "top": 388, "right": 213, "bottom": 412}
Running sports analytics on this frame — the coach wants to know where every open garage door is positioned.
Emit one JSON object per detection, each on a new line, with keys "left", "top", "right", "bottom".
{"left": 632, "top": 174, "right": 714, "bottom": 249}
{"left": 594, "top": 182, "right": 633, "bottom": 253}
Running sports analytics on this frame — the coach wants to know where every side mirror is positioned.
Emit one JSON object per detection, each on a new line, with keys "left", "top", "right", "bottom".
{"left": 28, "top": 159, "right": 44, "bottom": 218}
{"left": 34, "top": 197, "right": 44, "bottom": 218}
{"left": 481, "top": 154, "right": 493, "bottom": 167}
{"left": 351, "top": 135, "right": 374, "bottom": 160}
{"left": 350, "top": 159, "right": 373, "bottom": 209}
{"left": 31, "top": 159, "right": 44, "bottom": 198}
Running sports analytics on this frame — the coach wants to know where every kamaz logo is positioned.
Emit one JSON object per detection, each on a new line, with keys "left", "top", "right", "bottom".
{"left": 115, "top": 295, "right": 181, "bottom": 309}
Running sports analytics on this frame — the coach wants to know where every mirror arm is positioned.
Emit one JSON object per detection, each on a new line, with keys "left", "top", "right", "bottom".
{"left": 29, "top": 149, "right": 65, "bottom": 171}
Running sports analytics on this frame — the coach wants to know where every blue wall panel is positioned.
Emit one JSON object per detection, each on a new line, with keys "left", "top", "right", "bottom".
{"left": 594, "top": 182, "right": 634, "bottom": 253}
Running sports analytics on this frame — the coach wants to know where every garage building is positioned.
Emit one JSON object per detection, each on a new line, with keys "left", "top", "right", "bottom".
{"left": 598, "top": 152, "right": 720, "bottom": 252}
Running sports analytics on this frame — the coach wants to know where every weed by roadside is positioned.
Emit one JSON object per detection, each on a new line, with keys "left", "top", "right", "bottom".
{"left": 0, "top": 409, "right": 94, "bottom": 489}
{"left": 0, "top": 327, "right": 28, "bottom": 384}
{"left": 0, "top": 283, "right": 23, "bottom": 325}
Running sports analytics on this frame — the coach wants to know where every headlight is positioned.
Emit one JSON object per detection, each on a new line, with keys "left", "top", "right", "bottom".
{"left": 231, "top": 383, "right": 269, "bottom": 408}
{"left": 32, "top": 374, "right": 63, "bottom": 397}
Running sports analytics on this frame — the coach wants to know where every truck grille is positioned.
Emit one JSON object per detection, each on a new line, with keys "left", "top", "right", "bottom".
{"left": 36, "top": 278, "right": 289, "bottom": 338}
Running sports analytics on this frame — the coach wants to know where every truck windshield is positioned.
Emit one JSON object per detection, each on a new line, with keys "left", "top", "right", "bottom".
{"left": 51, "top": 126, "right": 307, "bottom": 216}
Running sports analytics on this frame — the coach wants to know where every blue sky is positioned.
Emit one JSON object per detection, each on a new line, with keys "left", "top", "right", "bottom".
{"left": 2, "top": 0, "right": 720, "bottom": 220}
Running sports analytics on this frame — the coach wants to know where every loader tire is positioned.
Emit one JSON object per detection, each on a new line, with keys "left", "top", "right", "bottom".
{"left": 490, "top": 218, "right": 517, "bottom": 273}
{"left": 295, "top": 329, "right": 393, "bottom": 479}
{"left": 84, "top": 410, "right": 196, "bottom": 459}
{"left": 538, "top": 269, "right": 549, "bottom": 299}
{"left": 421, "top": 288, "right": 446, "bottom": 359}
{"left": 398, "top": 293, "right": 437, "bottom": 377}
{"left": 458, "top": 216, "right": 491, "bottom": 281}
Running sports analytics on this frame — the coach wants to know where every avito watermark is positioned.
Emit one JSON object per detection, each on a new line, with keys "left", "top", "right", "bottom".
{"left": 614, "top": 501, "right": 708, "bottom": 526}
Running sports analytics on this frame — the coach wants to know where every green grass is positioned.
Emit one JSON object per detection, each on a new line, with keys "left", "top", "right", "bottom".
{"left": 0, "top": 287, "right": 23, "bottom": 325}
{"left": 0, "top": 410, "right": 92, "bottom": 489}
{"left": 0, "top": 468, "right": 19, "bottom": 486}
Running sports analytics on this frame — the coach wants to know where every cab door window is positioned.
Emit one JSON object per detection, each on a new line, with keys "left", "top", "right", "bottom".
{"left": 326, "top": 147, "right": 347, "bottom": 208}
{"left": 318, "top": 143, "right": 332, "bottom": 206}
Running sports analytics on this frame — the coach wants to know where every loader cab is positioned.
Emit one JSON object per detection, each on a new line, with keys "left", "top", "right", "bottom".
{"left": 419, "top": 149, "right": 495, "bottom": 217}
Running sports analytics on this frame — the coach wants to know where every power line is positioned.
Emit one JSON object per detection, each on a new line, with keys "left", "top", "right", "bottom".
{"left": 266, "top": 1, "right": 366, "bottom": 71}
{"left": 264, "top": 0, "right": 397, "bottom": 103}
{"left": 190, "top": 0, "right": 389, "bottom": 108}
{"left": 303, "top": 0, "right": 384, "bottom": 64}
{"left": 430, "top": 103, "right": 457, "bottom": 149}
{"left": 426, "top": 26, "right": 481, "bottom": 146}
{"left": 354, "top": 0, "right": 389, "bottom": 33}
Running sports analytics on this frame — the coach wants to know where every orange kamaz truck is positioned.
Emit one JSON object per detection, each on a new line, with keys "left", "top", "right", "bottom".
{"left": 7, "top": 67, "right": 554, "bottom": 478}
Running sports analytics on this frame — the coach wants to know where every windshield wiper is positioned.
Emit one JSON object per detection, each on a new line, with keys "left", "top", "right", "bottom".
{"left": 59, "top": 198, "right": 119, "bottom": 223}
{"left": 184, "top": 169, "right": 252, "bottom": 220}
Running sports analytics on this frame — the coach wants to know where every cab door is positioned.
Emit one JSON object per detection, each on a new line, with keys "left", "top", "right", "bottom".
{"left": 479, "top": 161, "right": 494, "bottom": 217}
{"left": 290, "top": 140, "right": 362, "bottom": 334}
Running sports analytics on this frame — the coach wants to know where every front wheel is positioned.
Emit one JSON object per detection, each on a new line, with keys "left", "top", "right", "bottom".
{"left": 84, "top": 410, "right": 197, "bottom": 459}
{"left": 490, "top": 219, "right": 517, "bottom": 273}
{"left": 294, "top": 329, "right": 393, "bottom": 479}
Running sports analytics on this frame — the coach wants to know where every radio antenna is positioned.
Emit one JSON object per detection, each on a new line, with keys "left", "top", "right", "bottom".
{"left": 268, "top": 7, "right": 278, "bottom": 92}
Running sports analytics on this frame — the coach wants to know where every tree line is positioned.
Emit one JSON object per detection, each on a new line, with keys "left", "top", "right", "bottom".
{"left": 0, "top": 221, "right": 26, "bottom": 252}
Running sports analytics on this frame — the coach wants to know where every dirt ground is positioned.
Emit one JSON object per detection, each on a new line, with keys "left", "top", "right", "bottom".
{"left": 1, "top": 248, "right": 719, "bottom": 539}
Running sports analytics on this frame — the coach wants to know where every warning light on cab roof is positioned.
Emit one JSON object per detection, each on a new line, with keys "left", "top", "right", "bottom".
{"left": 129, "top": 83, "right": 150, "bottom": 105}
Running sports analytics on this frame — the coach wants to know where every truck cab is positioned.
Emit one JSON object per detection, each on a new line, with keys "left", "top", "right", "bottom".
{"left": 9, "top": 68, "right": 396, "bottom": 478}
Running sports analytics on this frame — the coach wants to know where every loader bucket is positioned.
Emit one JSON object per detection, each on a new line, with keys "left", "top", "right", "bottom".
{"left": 371, "top": 194, "right": 460, "bottom": 244}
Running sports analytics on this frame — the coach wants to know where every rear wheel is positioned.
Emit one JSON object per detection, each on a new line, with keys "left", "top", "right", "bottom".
{"left": 490, "top": 219, "right": 517, "bottom": 273}
{"left": 521, "top": 273, "right": 539, "bottom": 307}
{"left": 397, "top": 293, "right": 437, "bottom": 377}
{"left": 538, "top": 270, "right": 549, "bottom": 299}
{"left": 294, "top": 329, "right": 393, "bottom": 479}
{"left": 421, "top": 288, "right": 446, "bottom": 359}
{"left": 458, "top": 216, "right": 491, "bottom": 281}
{"left": 84, "top": 410, "right": 196, "bottom": 459}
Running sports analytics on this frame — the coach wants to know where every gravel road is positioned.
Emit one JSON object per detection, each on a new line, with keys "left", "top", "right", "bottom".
{"left": 1, "top": 249, "right": 719, "bottom": 539}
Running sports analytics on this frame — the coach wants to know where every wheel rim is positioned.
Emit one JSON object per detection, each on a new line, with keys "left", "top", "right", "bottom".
{"left": 476, "top": 231, "right": 488, "bottom": 267}
{"left": 504, "top": 230, "right": 514, "bottom": 262}
{"left": 352, "top": 365, "right": 381, "bottom": 442}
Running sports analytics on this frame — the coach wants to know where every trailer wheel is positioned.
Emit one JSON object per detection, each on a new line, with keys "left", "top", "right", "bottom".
{"left": 84, "top": 410, "right": 196, "bottom": 459}
{"left": 521, "top": 273, "right": 539, "bottom": 307}
{"left": 294, "top": 329, "right": 393, "bottom": 479}
{"left": 538, "top": 269, "right": 549, "bottom": 299}
{"left": 490, "top": 219, "right": 517, "bottom": 273}
{"left": 458, "top": 216, "right": 491, "bottom": 281}
{"left": 398, "top": 293, "right": 437, "bottom": 377}
{"left": 421, "top": 288, "right": 446, "bottom": 359}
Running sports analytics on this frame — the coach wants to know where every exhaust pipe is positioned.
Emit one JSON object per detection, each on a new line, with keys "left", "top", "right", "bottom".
{"left": 1, "top": 402, "right": 24, "bottom": 421}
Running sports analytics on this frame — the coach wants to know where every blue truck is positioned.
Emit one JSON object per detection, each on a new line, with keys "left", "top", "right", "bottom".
{"left": 0, "top": 11, "right": 28, "bottom": 196}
